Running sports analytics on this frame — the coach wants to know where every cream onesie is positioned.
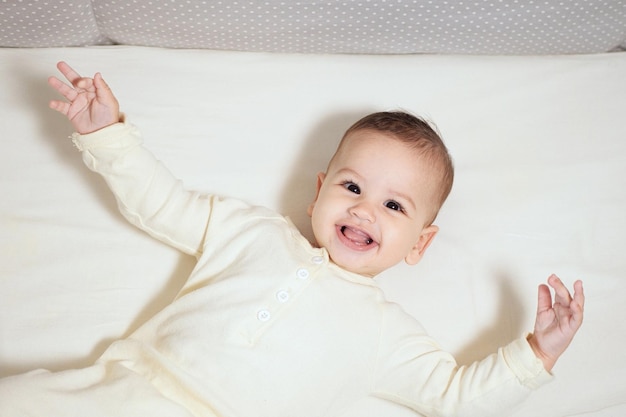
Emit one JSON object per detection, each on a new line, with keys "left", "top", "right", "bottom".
{"left": 0, "top": 121, "right": 552, "bottom": 417}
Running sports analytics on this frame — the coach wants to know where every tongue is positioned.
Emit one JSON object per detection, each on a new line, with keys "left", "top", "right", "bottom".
{"left": 342, "top": 226, "right": 373, "bottom": 245}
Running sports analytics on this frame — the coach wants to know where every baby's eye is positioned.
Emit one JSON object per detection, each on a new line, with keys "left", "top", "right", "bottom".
{"left": 343, "top": 182, "right": 361, "bottom": 194}
{"left": 385, "top": 200, "right": 404, "bottom": 212}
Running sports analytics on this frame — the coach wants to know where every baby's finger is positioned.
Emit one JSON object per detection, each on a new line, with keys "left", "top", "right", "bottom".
{"left": 536, "top": 283, "right": 553, "bottom": 314}
{"left": 548, "top": 274, "right": 573, "bottom": 306}
{"left": 48, "top": 99, "right": 70, "bottom": 116}
{"left": 48, "top": 76, "right": 78, "bottom": 102}
{"left": 569, "top": 282, "right": 585, "bottom": 330}
{"left": 572, "top": 280, "right": 585, "bottom": 312}
{"left": 94, "top": 73, "right": 115, "bottom": 102}
{"left": 57, "top": 61, "right": 82, "bottom": 85}
{"left": 75, "top": 77, "right": 95, "bottom": 92}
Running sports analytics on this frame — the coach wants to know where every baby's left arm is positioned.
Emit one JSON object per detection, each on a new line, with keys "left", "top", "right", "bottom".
{"left": 527, "top": 274, "right": 585, "bottom": 372}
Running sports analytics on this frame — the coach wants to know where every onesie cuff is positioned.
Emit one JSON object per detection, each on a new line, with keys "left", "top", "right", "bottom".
{"left": 502, "top": 334, "right": 553, "bottom": 389}
{"left": 70, "top": 114, "right": 140, "bottom": 151}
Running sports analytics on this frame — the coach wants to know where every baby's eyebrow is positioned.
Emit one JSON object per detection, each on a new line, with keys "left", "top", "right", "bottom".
{"left": 334, "top": 168, "right": 364, "bottom": 183}
{"left": 336, "top": 168, "right": 360, "bottom": 178}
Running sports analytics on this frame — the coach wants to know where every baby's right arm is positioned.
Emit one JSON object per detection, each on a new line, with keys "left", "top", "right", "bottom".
{"left": 48, "top": 61, "right": 120, "bottom": 134}
{"left": 49, "top": 62, "right": 212, "bottom": 257}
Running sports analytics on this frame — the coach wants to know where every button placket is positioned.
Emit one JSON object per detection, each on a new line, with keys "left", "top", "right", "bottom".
{"left": 247, "top": 256, "right": 326, "bottom": 344}
{"left": 311, "top": 255, "right": 325, "bottom": 265}
{"left": 296, "top": 267, "right": 310, "bottom": 280}
{"left": 276, "top": 289, "right": 290, "bottom": 303}
{"left": 257, "top": 309, "right": 271, "bottom": 322}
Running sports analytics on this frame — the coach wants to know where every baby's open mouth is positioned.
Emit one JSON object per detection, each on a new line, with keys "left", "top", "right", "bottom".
{"left": 341, "top": 225, "right": 374, "bottom": 246}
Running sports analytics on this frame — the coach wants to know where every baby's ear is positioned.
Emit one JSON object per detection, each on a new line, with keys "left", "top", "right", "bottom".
{"left": 405, "top": 225, "right": 439, "bottom": 265}
{"left": 307, "top": 172, "right": 326, "bottom": 217}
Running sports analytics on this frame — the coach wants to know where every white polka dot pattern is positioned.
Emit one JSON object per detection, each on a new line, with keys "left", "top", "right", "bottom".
{"left": 0, "top": 0, "right": 110, "bottom": 47}
{"left": 1, "top": 0, "right": 625, "bottom": 54}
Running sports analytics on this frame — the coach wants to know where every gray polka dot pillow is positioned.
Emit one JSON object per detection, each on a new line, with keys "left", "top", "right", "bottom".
{"left": 1, "top": 0, "right": 109, "bottom": 47}
{"left": 1, "top": 0, "right": 625, "bottom": 54}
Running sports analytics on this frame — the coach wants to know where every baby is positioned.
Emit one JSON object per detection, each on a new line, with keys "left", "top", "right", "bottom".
{"left": 0, "top": 62, "right": 584, "bottom": 417}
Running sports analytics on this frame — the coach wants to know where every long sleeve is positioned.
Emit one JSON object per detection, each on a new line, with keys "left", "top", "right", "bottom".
{"left": 374, "top": 303, "right": 553, "bottom": 417}
{"left": 72, "top": 120, "right": 213, "bottom": 257}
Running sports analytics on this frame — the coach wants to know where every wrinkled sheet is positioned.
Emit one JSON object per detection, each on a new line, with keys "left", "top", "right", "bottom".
{"left": 1, "top": 47, "right": 625, "bottom": 416}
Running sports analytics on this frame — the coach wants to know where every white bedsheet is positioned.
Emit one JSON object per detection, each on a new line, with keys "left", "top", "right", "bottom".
{"left": 0, "top": 47, "right": 624, "bottom": 416}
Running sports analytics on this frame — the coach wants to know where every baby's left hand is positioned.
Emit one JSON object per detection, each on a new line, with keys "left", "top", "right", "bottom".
{"left": 527, "top": 274, "right": 584, "bottom": 372}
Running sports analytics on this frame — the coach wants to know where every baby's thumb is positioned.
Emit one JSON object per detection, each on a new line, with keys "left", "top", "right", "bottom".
{"left": 94, "top": 73, "right": 111, "bottom": 93}
{"left": 94, "top": 73, "right": 120, "bottom": 108}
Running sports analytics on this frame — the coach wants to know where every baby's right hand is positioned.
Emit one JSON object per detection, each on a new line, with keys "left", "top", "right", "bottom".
{"left": 48, "top": 61, "right": 120, "bottom": 134}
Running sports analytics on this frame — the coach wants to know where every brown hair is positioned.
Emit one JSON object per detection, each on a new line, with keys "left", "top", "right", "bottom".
{"left": 336, "top": 111, "right": 454, "bottom": 223}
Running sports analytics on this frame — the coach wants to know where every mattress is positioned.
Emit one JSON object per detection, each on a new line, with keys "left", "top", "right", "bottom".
{"left": 1, "top": 46, "right": 625, "bottom": 416}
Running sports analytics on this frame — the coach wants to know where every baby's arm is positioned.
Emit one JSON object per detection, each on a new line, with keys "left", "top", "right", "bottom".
{"left": 376, "top": 277, "right": 584, "bottom": 416}
{"left": 527, "top": 274, "right": 585, "bottom": 372}
{"left": 48, "top": 62, "right": 212, "bottom": 256}
{"left": 48, "top": 61, "right": 120, "bottom": 134}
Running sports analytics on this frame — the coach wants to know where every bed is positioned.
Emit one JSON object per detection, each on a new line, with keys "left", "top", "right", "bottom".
{"left": 1, "top": 1, "right": 625, "bottom": 416}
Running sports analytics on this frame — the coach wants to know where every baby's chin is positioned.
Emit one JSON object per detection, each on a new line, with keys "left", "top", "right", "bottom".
{"left": 309, "top": 227, "right": 385, "bottom": 277}
{"left": 327, "top": 251, "right": 382, "bottom": 278}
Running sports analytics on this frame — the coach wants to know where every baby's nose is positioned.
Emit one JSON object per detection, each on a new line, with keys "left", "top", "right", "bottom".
{"left": 349, "top": 201, "right": 376, "bottom": 223}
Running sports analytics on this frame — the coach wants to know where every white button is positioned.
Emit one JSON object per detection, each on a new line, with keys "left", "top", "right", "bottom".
{"left": 311, "top": 255, "right": 324, "bottom": 264}
{"left": 296, "top": 268, "right": 310, "bottom": 280}
{"left": 257, "top": 309, "right": 271, "bottom": 322}
{"left": 276, "top": 290, "right": 290, "bottom": 303}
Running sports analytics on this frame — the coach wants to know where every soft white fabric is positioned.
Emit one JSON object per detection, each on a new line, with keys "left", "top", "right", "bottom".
{"left": 1, "top": 47, "right": 625, "bottom": 416}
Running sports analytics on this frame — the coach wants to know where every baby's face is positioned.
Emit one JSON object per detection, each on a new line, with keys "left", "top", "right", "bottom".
{"left": 308, "top": 130, "right": 439, "bottom": 277}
